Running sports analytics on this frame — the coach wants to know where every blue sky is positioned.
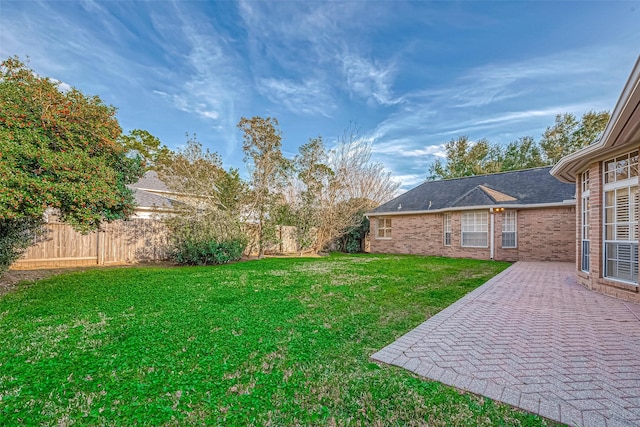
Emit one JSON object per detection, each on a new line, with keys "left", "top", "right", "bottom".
{"left": 1, "top": 1, "right": 639, "bottom": 190}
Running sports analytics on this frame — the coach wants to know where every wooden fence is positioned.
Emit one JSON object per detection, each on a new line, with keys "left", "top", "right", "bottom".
{"left": 245, "top": 225, "right": 299, "bottom": 256}
{"left": 11, "top": 221, "right": 304, "bottom": 270}
{"left": 11, "top": 219, "right": 169, "bottom": 270}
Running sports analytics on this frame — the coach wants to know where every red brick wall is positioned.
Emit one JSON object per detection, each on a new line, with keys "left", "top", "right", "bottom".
{"left": 369, "top": 206, "right": 576, "bottom": 262}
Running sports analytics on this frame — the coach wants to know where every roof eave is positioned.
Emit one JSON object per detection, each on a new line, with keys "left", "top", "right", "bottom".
{"left": 551, "top": 55, "right": 640, "bottom": 183}
{"left": 365, "top": 200, "right": 575, "bottom": 217}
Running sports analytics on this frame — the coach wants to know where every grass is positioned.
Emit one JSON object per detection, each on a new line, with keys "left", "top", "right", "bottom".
{"left": 0, "top": 253, "right": 558, "bottom": 426}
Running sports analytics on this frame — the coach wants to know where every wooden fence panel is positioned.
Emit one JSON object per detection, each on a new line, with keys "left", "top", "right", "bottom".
{"left": 14, "top": 223, "right": 98, "bottom": 269}
{"left": 11, "top": 219, "right": 168, "bottom": 270}
{"left": 245, "top": 225, "right": 300, "bottom": 256}
{"left": 101, "top": 219, "right": 169, "bottom": 264}
{"left": 12, "top": 221, "right": 307, "bottom": 269}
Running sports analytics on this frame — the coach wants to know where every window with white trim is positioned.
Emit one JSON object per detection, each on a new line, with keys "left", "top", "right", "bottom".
{"left": 502, "top": 211, "right": 517, "bottom": 248}
{"left": 603, "top": 152, "right": 639, "bottom": 283}
{"left": 443, "top": 213, "right": 451, "bottom": 246}
{"left": 377, "top": 218, "right": 392, "bottom": 239}
{"left": 581, "top": 170, "right": 590, "bottom": 272}
{"left": 461, "top": 211, "right": 488, "bottom": 247}
{"left": 582, "top": 169, "right": 590, "bottom": 193}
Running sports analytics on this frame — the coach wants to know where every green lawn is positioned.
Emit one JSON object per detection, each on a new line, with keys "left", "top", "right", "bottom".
{"left": 0, "top": 254, "right": 557, "bottom": 426}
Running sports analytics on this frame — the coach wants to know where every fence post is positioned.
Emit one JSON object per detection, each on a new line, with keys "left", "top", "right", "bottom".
{"left": 97, "top": 227, "right": 106, "bottom": 265}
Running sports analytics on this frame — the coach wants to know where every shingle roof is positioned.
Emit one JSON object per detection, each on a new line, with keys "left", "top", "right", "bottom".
{"left": 128, "top": 170, "right": 170, "bottom": 192}
{"left": 369, "top": 166, "right": 575, "bottom": 214}
{"left": 128, "top": 171, "right": 177, "bottom": 210}
{"left": 133, "top": 189, "right": 176, "bottom": 209}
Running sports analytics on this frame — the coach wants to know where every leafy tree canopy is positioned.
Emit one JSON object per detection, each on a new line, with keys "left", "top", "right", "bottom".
{"left": 0, "top": 56, "right": 144, "bottom": 232}
{"left": 119, "top": 128, "right": 170, "bottom": 171}
{"left": 540, "top": 110, "right": 610, "bottom": 165}
{"left": 237, "top": 116, "right": 291, "bottom": 257}
{"left": 157, "top": 134, "right": 246, "bottom": 217}
{"left": 428, "top": 110, "right": 610, "bottom": 180}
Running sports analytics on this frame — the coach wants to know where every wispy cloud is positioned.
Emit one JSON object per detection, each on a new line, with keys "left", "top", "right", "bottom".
{"left": 3, "top": 0, "right": 638, "bottom": 194}
{"left": 412, "top": 47, "right": 630, "bottom": 110}
{"left": 374, "top": 142, "right": 447, "bottom": 159}
{"left": 257, "top": 78, "right": 336, "bottom": 117}
{"left": 236, "top": 1, "right": 402, "bottom": 113}
{"left": 391, "top": 174, "right": 424, "bottom": 189}
{"left": 341, "top": 55, "right": 402, "bottom": 106}
{"left": 146, "top": 2, "right": 248, "bottom": 155}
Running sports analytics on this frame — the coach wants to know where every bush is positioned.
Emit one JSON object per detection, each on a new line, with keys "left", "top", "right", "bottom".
{"left": 171, "top": 238, "right": 246, "bottom": 266}
{"left": 340, "top": 214, "right": 369, "bottom": 253}
{"left": 164, "top": 209, "right": 247, "bottom": 266}
{"left": 0, "top": 218, "right": 43, "bottom": 273}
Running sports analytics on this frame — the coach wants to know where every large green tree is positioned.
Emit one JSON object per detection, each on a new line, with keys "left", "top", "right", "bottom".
{"left": 540, "top": 110, "right": 610, "bottom": 164}
{"left": 290, "top": 136, "right": 333, "bottom": 253}
{"left": 119, "top": 128, "right": 170, "bottom": 171}
{"left": 0, "top": 57, "right": 144, "bottom": 270}
{"left": 238, "top": 116, "right": 291, "bottom": 257}
{"left": 157, "top": 135, "right": 248, "bottom": 264}
{"left": 500, "top": 136, "right": 545, "bottom": 172}
{"left": 428, "top": 136, "right": 501, "bottom": 180}
{"left": 428, "top": 111, "right": 610, "bottom": 180}
{"left": 157, "top": 135, "right": 246, "bottom": 235}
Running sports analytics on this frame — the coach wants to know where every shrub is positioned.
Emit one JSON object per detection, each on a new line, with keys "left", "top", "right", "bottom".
{"left": 339, "top": 214, "right": 369, "bottom": 253}
{"left": 171, "top": 238, "right": 246, "bottom": 266}
{"left": 0, "top": 218, "right": 43, "bottom": 273}
{"left": 165, "top": 209, "right": 247, "bottom": 266}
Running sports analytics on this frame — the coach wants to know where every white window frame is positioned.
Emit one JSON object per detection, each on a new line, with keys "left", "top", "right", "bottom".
{"left": 603, "top": 151, "right": 639, "bottom": 284}
{"left": 443, "top": 213, "right": 451, "bottom": 246}
{"left": 581, "top": 170, "right": 590, "bottom": 273}
{"left": 461, "top": 211, "right": 488, "bottom": 248}
{"left": 501, "top": 211, "right": 517, "bottom": 248}
{"left": 376, "top": 218, "right": 392, "bottom": 239}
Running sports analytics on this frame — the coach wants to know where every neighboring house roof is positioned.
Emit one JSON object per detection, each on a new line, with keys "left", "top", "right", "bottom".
{"left": 551, "top": 55, "right": 640, "bottom": 183}
{"left": 369, "top": 166, "right": 575, "bottom": 215}
{"left": 128, "top": 170, "right": 171, "bottom": 193}
{"left": 132, "top": 188, "right": 176, "bottom": 210}
{"left": 128, "top": 170, "right": 178, "bottom": 211}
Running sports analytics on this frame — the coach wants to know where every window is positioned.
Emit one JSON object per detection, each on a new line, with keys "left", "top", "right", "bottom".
{"left": 461, "top": 211, "right": 488, "bottom": 247}
{"left": 603, "top": 152, "right": 639, "bottom": 283}
{"left": 581, "top": 171, "right": 590, "bottom": 272}
{"left": 502, "top": 211, "right": 517, "bottom": 248}
{"left": 443, "top": 213, "right": 451, "bottom": 246}
{"left": 582, "top": 169, "right": 590, "bottom": 193}
{"left": 377, "top": 218, "right": 392, "bottom": 239}
{"left": 604, "top": 151, "right": 638, "bottom": 184}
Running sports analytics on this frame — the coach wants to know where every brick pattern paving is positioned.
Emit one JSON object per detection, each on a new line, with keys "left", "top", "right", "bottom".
{"left": 371, "top": 262, "right": 640, "bottom": 427}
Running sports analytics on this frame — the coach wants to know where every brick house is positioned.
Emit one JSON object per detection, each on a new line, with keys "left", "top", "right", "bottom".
{"left": 551, "top": 56, "right": 640, "bottom": 303}
{"left": 367, "top": 167, "right": 576, "bottom": 262}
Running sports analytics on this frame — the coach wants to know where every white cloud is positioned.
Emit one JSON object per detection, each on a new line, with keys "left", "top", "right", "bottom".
{"left": 391, "top": 173, "right": 424, "bottom": 188}
{"left": 257, "top": 78, "right": 336, "bottom": 117}
{"left": 341, "top": 55, "right": 402, "bottom": 106}
{"left": 373, "top": 141, "right": 446, "bottom": 159}
{"left": 51, "top": 79, "right": 72, "bottom": 92}
{"left": 146, "top": 2, "right": 248, "bottom": 155}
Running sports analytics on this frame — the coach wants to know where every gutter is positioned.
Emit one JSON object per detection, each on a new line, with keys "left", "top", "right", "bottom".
{"left": 365, "top": 200, "right": 575, "bottom": 218}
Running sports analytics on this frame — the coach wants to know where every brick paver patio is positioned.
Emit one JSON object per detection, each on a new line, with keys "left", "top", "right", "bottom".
{"left": 371, "top": 262, "right": 640, "bottom": 427}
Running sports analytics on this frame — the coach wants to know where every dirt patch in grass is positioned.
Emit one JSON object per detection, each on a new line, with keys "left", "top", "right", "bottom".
{"left": 0, "top": 262, "right": 177, "bottom": 297}
{"left": 0, "top": 269, "right": 79, "bottom": 296}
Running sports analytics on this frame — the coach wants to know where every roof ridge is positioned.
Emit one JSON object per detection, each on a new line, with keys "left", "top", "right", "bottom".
{"left": 478, "top": 185, "right": 518, "bottom": 202}
{"left": 449, "top": 185, "right": 487, "bottom": 207}
{"left": 434, "top": 166, "right": 552, "bottom": 183}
